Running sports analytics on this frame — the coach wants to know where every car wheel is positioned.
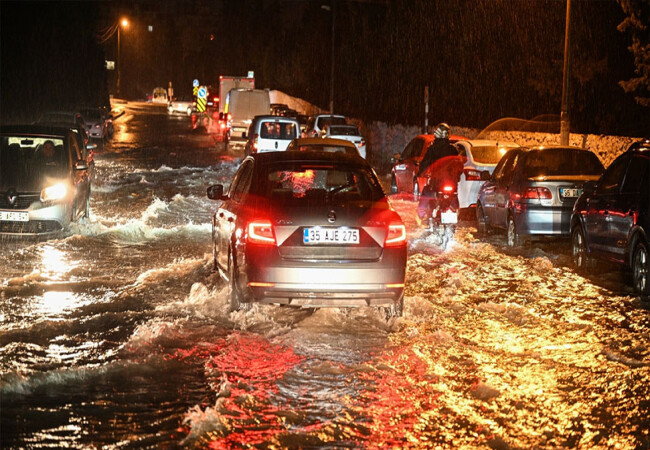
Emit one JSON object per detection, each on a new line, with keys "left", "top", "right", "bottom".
{"left": 506, "top": 215, "right": 520, "bottom": 247}
{"left": 384, "top": 295, "right": 404, "bottom": 320}
{"left": 476, "top": 203, "right": 488, "bottom": 236}
{"left": 228, "top": 255, "right": 251, "bottom": 312}
{"left": 390, "top": 173, "right": 398, "bottom": 195}
{"left": 413, "top": 178, "right": 420, "bottom": 201}
{"left": 631, "top": 240, "right": 649, "bottom": 295}
{"left": 571, "top": 225, "right": 589, "bottom": 270}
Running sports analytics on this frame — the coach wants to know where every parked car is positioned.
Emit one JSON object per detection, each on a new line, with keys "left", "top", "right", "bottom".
{"left": 0, "top": 125, "right": 91, "bottom": 236}
{"left": 571, "top": 138, "right": 650, "bottom": 294}
{"left": 305, "top": 114, "right": 347, "bottom": 137}
{"left": 244, "top": 115, "right": 300, "bottom": 155}
{"left": 206, "top": 151, "right": 407, "bottom": 316}
{"left": 167, "top": 96, "right": 195, "bottom": 116}
{"left": 455, "top": 139, "right": 519, "bottom": 214}
{"left": 390, "top": 133, "right": 466, "bottom": 198}
{"left": 476, "top": 146, "right": 604, "bottom": 246}
{"left": 286, "top": 137, "right": 361, "bottom": 157}
{"left": 320, "top": 124, "right": 367, "bottom": 158}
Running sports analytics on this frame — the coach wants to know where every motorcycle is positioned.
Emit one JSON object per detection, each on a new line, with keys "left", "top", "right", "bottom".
{"left": 417, "top": 178, "right": 459, "bottom": 249}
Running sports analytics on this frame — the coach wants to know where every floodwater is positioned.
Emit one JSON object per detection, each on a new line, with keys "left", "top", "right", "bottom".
{"left": 1, "top": 103, "right": 648, "bottom": 449}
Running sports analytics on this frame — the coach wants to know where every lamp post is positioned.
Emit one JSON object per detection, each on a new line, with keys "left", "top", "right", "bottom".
{"left": 560, "top": 0, "right": 571, "bottom": 145}
{"left": 117, "top": 18, "right": 128, "bottom": 97}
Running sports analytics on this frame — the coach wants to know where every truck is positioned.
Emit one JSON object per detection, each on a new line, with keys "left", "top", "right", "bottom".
{"left": 225, "top": 89, "right": 271, "bottom": 139}
{"left": 218, "top": 76, "right": 255, "bottom": 113}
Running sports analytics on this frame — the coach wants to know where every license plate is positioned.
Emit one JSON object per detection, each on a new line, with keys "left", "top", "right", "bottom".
{"left": 303, "top": 227, "right": 359, "bottom": 244}
{"left": 441, "top": 211, "right": 458, "bottom": 224}
{"left": 560, "top": 188, "right": 580, "bottom": 198}
{"left": 0, "top": 210, "right": 29, "bottom": 222}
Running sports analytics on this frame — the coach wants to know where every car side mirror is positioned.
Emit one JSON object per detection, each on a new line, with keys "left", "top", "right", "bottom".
{"left": 207, "top": 184, "right": 226, "bottom": 200}
{"left": 480, "top": 170, "right": 491, "bottom": 181}
{"left": 74, "top": 160, "right": 89, "bottom": 171}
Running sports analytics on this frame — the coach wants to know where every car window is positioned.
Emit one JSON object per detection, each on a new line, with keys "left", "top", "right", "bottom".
{"left": 260, "top": 121, "right": 297, "bottom": 140}
{"left": 492, "top": 150, "right": 516, "bottom": 182}
{"left": 596, "top": 156, "right": 628, "bottom": 195}
{"left": 230, "top": 160, "right": 254, "bottom": 202}
{"left": 522, "top": 149, "right": 603, "bottom": 178}
{"left": 501, "top": 152, "right": 520, "bottom": 185}
{"left": 328, "top": 126, "right": 360, "bottom": 136}
{"left": 471, "top": 145, "right": 514, "bottom": 165}
{"left": 620, "top": 156, "right": 649, "bottom": 194}
{"left": 316, "top": 116, "right": 346, "bottom": 130}
{"left": 263, "top": 162, "right": 384, "bottom": 206}
{"left": 1, "top": 136, "right": 67, "bottom": 190}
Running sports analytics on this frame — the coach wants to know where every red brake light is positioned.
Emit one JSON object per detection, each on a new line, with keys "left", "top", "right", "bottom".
{"left": 385, "top": 222, "right": 407, "bottom": 247}
{"left": 523, "top": 187, "right": 552, "bottom": 200}
{"left": 442, "top": 184, "right": 454, "bottom": 193}
{"left": 253, "top": 133, "right": 259, "bottom": 151}
{"left": 247, "top": 220, "right": 275, "bottom": 245}
{"left": 463, "top": 168, "right": 481, "bottom": 181}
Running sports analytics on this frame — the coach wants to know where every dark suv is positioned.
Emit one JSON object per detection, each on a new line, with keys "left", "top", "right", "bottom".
{"left": 571, "top": 138, "right": 650, "bottom": 294}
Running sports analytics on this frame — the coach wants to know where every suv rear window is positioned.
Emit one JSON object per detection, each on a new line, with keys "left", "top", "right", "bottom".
{"left": 522, "top": 149, "right": 604, "bottom": 178}
{"left": 260, "top": 121, "right": 297, "bottom": 140}
{"left": 316, "top": 116, "right": 346, "bottom": 130}
{"left": 328, "top": 125, "right": 360, "bottom": 136}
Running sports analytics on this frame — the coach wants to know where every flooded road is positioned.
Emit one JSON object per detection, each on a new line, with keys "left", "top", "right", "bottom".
{"left": 2, "top": 103, "right": 649, "bottom": 449}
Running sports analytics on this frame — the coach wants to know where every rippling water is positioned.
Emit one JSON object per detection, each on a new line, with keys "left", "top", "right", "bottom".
{"left": 1, "top": 104, "right": 649, "bottom": 449}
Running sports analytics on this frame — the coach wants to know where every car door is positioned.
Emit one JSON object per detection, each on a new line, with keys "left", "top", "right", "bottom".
{"left": 606, "top": 155, "right": 649, "bottom": 262}
{"left": 394, "top": 138, "right": 417, "bottom": 192}
{"left": 584, "top": 156, "right": 628, "bottom": 255}
{"left": 480, "top": 152, "right": 510, "bottom": 224}
{"left": 217, "top": 160, "right": 254, "bottom": 271}
{"left": 486, "top": 151, "right": 518, "bottom": 227}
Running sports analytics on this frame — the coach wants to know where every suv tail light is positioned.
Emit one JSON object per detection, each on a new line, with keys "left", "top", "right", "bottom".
{"left": 463, "top": 168, "right": 481, "bottom": 180}
{"left": 253, "top": 133, "right": 259, "bottom": 152}
{"left": 385, "top": 222, "right": 407, "bottom": 247}
{"left": 524, "top": 187, "right": 552, "bottom": 200}
{"left": 247, "top": 220, "right": 276, "bottom": 245}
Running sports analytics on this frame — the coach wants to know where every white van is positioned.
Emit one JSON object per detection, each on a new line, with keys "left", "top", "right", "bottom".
{"left": 244, "top": 115, "right": 300, "bottom": 155}
{"left": 225, "top": 89, "right": 271, "bottom": 139}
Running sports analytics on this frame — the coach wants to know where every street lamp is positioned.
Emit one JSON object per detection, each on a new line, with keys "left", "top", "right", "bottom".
{"left": 117, "top": 18, "right": 129, "bottom": 97}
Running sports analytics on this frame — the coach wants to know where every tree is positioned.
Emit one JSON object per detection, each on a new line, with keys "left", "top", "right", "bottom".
{"left": 617, "top": 0, "right": 650, "bottom": 107}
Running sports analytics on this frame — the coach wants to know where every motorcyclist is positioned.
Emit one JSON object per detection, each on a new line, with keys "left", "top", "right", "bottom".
{"left": 418, "top": 123, "right": 456, "bottom": 179}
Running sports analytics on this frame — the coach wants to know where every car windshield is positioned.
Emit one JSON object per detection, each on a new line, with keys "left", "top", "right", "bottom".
{"left": 263, "top": 161, "right": 384, "bottom": 207}
{"left": 522, "top": 148, "right": 604, "bottom": 178}
{"left": 1, "top": 136, "right": 67, "bottom": 190}
{"left": 470, "top": 145, "right": 514, "bottom": 164}
{"left": 291, "top": 143, "right": 357, "bottom": 155}
{"left": 316, "top": 116, "right": 346, "bottom": 129}
{"left": 260, "top": 122, "right": 297, "bottom": 140}
{"left": 328, "top": 126, "right": 360, "bottom": 136}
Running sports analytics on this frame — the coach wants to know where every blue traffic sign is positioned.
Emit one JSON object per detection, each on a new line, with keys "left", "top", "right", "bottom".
{"left": 193, "top": 79, "right": 199, "bottom": 87}
{"left": 197, "top": 87, "right": 207, "bottom": 99}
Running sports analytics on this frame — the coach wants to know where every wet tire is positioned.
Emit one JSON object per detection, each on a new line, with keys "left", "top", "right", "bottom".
{"left": 506, "top": 215, "right": 520, "bottom": 247}
{"left": 631, "top": 240, "right": 649, "bottom": 295}
{"left": 413, "top": 178, "right": 420, "bottom": 201}
{"left": 571, "top": 225, "right": 589, "bottom": 271}
{"left": 390, "top": 174, "right": 398, "bottom": 195}
{"left": 476, "top": 204, "right": 488, "bottom": 236}
{"left": 228, "top": 256, "right": 251, "bottom": 312}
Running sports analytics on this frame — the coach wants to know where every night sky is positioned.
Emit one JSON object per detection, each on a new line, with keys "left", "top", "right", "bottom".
{"left": 1, "top": 0, "right": 648, "bottom": 136}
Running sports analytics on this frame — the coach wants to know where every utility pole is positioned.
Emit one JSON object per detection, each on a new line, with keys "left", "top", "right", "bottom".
{"left": 329, "top": 0, "right": 336, "bottom": 113}
{"left": 560, "top": 0, "right": 572, "bottom": 145}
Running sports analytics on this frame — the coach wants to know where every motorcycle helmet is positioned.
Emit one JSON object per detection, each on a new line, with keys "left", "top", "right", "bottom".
{"left": 433, "top": 123, "right": 451, "bottom": 139}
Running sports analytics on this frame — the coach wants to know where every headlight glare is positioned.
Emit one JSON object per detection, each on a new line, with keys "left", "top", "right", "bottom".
{"left": 41, "top": 183, "right": 67, "bottom": 202}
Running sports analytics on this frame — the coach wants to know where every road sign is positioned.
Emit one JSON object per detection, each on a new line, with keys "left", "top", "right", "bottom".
{"left": 196, "top": 97, "right": 207, "bottom": 113}
{"left": 193, "top": 79, "right": 199, "bottom": 87}
{"left": 197, "top": 87, "right": 207, "bottom": 99}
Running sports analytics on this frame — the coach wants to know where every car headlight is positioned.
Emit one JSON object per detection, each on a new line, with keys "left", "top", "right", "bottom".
{"left": 41, "top": 183, "right": 68, "bottom": 202}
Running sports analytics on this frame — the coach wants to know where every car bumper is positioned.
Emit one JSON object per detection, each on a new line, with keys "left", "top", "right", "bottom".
{"left": 0, "top": 203, "right": 68, "bottom": 236}
{"left": 514, "top": 204, "right": 573, "bottom": 236}
{"left": 242, "top": 248, "right": 406, "bottom": 307}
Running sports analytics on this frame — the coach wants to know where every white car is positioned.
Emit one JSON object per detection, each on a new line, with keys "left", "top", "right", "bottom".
{"left": 455, "top": 139, "right": 519, "bottom": 212}
{"left": 305, "top": 114, "right": 347, "bottom": 137}
{"left": 320, "top": 124, "right": 366, "bottom": 158}
{"left": 167, "top": 96, "right": 194, "bottom": 116}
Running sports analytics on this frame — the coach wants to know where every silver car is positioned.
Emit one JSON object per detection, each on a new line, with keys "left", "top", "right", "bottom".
{"left": 319, "top": 124, "right": 367, "bottom": 158}
{"left": 0, "top": 125, "right": 91, "bottom": 237}
{"left": 207, "top": 151, "right": 407, "bottom": 316}
{"left": 476, "top": 146, "right": 604, "bottom": 246}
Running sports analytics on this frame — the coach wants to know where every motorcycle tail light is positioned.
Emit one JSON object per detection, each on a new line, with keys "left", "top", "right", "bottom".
{"left": 442, "top": 184, "right": 455, "bottom": 193}
{"left": 463, "top": 168, "right": 481, "bottom": 180}
{"left": 385, "top": 222, "right": 407, "bottom": 247}
{"left": 247, "top": 220, "right": 276, "bottom": 245}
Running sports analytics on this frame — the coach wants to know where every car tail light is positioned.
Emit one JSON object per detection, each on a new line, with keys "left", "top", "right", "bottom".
{"left": 253, "top": 133, "right": 259, "bottom": 152}
{"left": 385, "top": 222, "right": 407, "bottom": 247}
{"left": 463, "top": 168, "right": 481, "bottom": 180}
{"left": 247, "top": 220, "right": 275, "bottom": 245}
{"left": 524, "top": 187, "right": 552, "bottom": 200}
{"left": 359, "top": 139, "right": 366, "bottom": 147}
{"left": 442, "top": 184, "right": 455, "bottom": 193}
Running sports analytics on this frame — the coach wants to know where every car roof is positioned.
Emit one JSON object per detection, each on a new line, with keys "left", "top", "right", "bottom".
{"left": 247, "top": 148, "right": 368, "bottom": 166}
{"left": 291, "top": 137, "right": 357, "bottom": 148}
{"left": 525, "top": 145, "right": 592, "bottom": 152}
{"left": 253, "top": 115, "right": 299, "bottom": 122}
{"left": 0, "top": 124, "right": 74, "bottom": 138}
{"left": 314, "top": 114, "right": 346, "bottom": 119}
